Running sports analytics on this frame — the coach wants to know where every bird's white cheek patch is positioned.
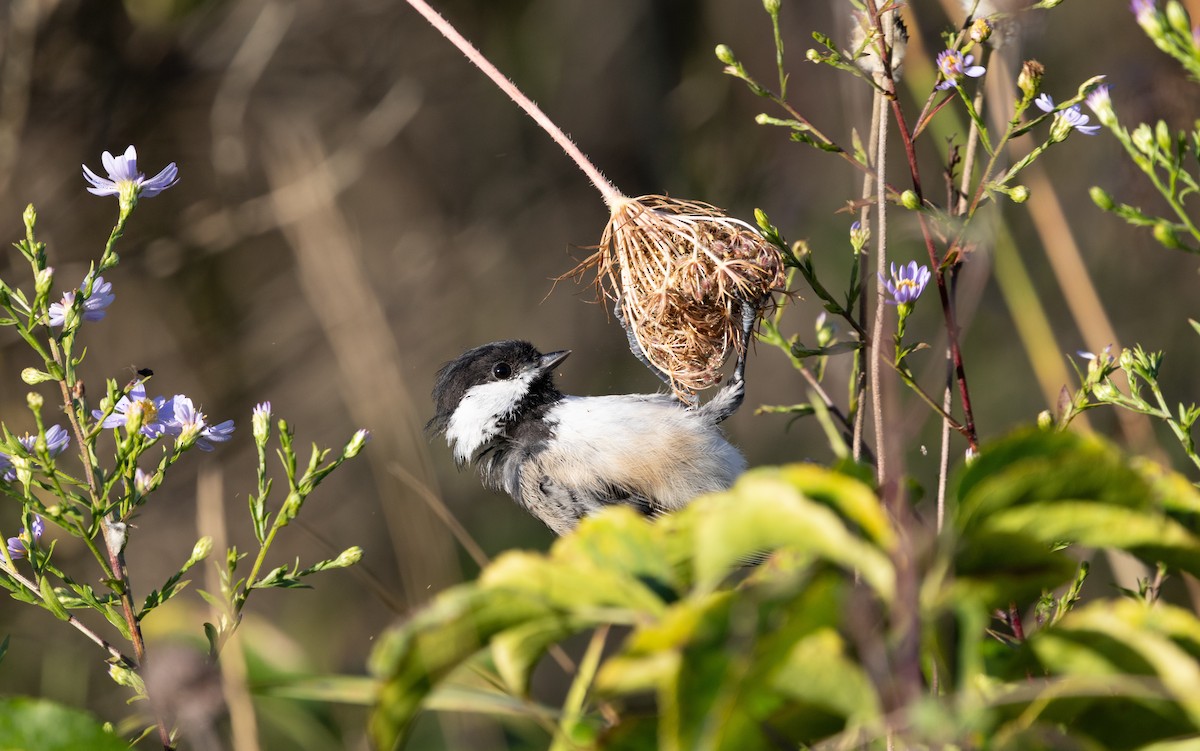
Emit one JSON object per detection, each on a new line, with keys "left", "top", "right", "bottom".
{"left": 445, "top": 375, "right": 534, "bottom": 463}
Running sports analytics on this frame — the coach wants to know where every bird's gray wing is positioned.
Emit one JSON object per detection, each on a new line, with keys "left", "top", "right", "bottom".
{"left": 515, "top": 463, "right": 658, "bottom": 536}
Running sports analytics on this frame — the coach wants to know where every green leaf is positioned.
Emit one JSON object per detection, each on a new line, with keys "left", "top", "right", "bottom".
{"left": 687, "top": 468, "right": 894, "bottom": 600}
{"left": 955, "top": 430, "right": 1200, "bottom": 585}
{"left": 771, "top": 628, "right": 881, "bottom": 729}
{"left": 491, "top": 615, "right": 593, "bottom": 695}
{"left": 38, "top": 577, "right": 69, "bottom": 621}
{"left": 256, "top": 674, "right": 378, "bottom": 705}
{"left": 369, "top": 585, "right": 557, "bottom": 750}
{"left": 980, "top": 502, "right": 1200, "bottom": 577}
{"left": 945, "top": 529, "right": 1077, "bottom": 611}
{"left": 0, "top": 697, "right": 130, "bottom": 751}
{"left": 1022, "top": 599, "right": 1200, "bottom": 744}
{"left": 598, "top": 569, "right": 854, "bottom": 750}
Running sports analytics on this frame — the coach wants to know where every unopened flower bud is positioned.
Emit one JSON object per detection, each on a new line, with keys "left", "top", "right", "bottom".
{"left": 715, "top": 44, "right": 737, "bottom": 65}
{"left": 252, "top": 401, "right": 272, "bottom": 446}
{"left": 1119, "top": 348, "right": 1136, "bottom": 371}
{"left": 1153, "top": 221, "right": 1183, "bottom": 249}
{"left": 134, "top": 468, "right": 157, "bottom": 495}
{"left": 806, "top": 48, "right": 821, "bottom": 63}
{"left": 344, "top": 429, "right": 371, "bottom": 459}
{"left": 34, "top": 267, "right": 54, "bottom": 299}
{"left": 1166, "top": 0, "right": 1192, "bottom": 36}
{"left": 1017, "top": 60, "right": 1045, "bottom": 101}
{"left": 21, "top": 368, "right": 54, "bottom": 385}
{"left": 900, "top": 190, "right": 921, "bottom": 210}
{"left": 23, "top": 204, "right": 36, "bottom": 231}
{"left": 333, "top": 546, "right": 364, "bottom": 568}
{"left": 1049, "top": 115, "right": 1074, "bottom": 143}
{"left": 1136, "top": 2, "right": 1166, "bottom": 39}
{"left": 1037, "top": 410, "right": 1054, "bottom": 430}
{"left": 280, "top": 491, "right": 303, "bottom": 524}
{"left": 25, "top": 392, "right": 43, "bottom": 411}
{"left": 969, "top": 17, "right": 992, "bottom": 44}
{"left": 11, "top": 455, "right": 32, "bottom": 487}
{"left": 762, "top": 0, "right": 781, "bottom": 13}
{"left": 1085, "top": 85, "right": 1116, "bottom": 128}
{"left": 1155, "top": 120, "right": 1173, "bottom": 153}
{"left": 1090, "top": 186, "right": 1116, "bottom": 211}
{"left": 1008, "top": 185, "right": 1030, "bottom": 203}
{"left": 1132, "top": 123, "right": 1155, "bottom": 154}
{"left": 190, "top": 536, "right": 213, "bottom": 563}
{"left": 850, "top": 220, "right": 870, "bottom": 248}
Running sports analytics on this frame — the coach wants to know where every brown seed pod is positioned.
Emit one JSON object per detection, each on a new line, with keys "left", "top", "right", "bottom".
{"left": 571, "top": 194, "right": 785, "bottom": 398}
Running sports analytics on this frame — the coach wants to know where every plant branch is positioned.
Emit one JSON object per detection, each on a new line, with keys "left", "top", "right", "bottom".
{"left": 401, "top": 0, "right": 623, "bottom": 207}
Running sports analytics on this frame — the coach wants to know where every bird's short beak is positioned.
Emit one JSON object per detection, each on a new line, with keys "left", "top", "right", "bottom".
{"left": 539, "top": 350, "right": 571, "bottom": 371}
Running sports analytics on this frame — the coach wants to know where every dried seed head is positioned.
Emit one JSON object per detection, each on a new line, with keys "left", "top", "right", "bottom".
{"left": 571, "top": 194, "right": 785, "bottom": 397}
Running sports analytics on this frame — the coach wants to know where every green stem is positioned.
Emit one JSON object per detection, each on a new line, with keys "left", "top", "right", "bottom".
{"left": 550, "top": 625, "right": 609, "bottom": 751}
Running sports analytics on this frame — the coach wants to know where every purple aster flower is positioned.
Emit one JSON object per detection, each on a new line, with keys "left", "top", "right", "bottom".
{"left": 82, "top": 146, "right": 178, "bottom": 202}
{"left": 93, "top": 383, "right": 175, "bottom": 438}
{"left": 0, "top": 425, "right": 71, "bottom": 482}
{"left": 1084, "top": 84, "right": 1115, "bottom": 128}
{"left": 134, "top": 468, "right": 154, "bottom": 495}
{"left": 935, "top": 49, "right": 985, "bottom": 90}
{"left": 167, "top": 395, "right": 235, "bottom": 451}
{"left": 1036, "top": 94, "right": 1101, "bottom": 138}
{"left": 198, "top": 420, "right": 235, "bottom": 452}
{"left": 7, "top": 515, "right": 44, "bottom": 560}
{"left": 1131, "top": 0, "right": 1156, "bottom": 20}
{"left": 881, "top": 261, "right": 931, "bottom": 305}
{"left": 170, "top": 395, "right": 205, "bottom": 436}
{"left": 48, "top": 274, "right": 114, "bottom": 328}
{"left": 17, "top": 425, "right": 71, "bottom": 456}
{"left": 1085, "top": 85, "right": 1111, "bottom": 115}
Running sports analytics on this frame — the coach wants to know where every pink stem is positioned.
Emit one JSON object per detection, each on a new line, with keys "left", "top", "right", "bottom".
{"left": 403, "top": 0, "right": 624, "bottom": 207}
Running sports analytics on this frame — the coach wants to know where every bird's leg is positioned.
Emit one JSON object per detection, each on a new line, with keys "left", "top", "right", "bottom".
{"left": 700, "top": 298, "right": 759, "bottom": 423}
{"left": 733, "top": 298, "right": 756, "bottom": 384}
{"left": 614, "top": 298, "right": 678, "bottom": 389}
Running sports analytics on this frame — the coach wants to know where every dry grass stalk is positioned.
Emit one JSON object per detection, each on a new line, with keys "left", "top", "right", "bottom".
{"left": 576, "top": 194, "right": 785, "bottom": 396}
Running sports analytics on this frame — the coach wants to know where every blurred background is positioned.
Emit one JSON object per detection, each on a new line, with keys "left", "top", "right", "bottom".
{"left": 0, "top": 0, "right": 1198, "bottom": 748}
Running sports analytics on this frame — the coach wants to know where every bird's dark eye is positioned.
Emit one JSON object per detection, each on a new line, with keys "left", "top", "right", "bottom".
{"left": 492, "top": 362, "right": 512, "bottom": 379}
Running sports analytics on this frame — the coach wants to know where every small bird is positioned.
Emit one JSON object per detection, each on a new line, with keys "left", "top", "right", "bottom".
{"left": 427, "top": 340, "right": 747, "bottom": 535}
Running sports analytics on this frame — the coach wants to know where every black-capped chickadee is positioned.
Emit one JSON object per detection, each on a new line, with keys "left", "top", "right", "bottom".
{"left": 427, "top": 340, "right": 747, "bottom": 535}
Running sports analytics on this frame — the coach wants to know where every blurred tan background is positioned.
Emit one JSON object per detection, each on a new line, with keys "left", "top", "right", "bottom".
{"left": 1, "top": 0, "right": 1198, "bottom": 748}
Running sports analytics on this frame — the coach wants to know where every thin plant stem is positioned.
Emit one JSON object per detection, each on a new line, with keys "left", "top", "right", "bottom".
{"left": 0, "top": 561, "right": 133, "bottom": 666}
{"left": 853, "top": 87, "right": 882, "bottom": 462}
{"left": 550, "top": 625, "right": 609, "bottom": 751}
{"left": 401, "top": 0, "right": 623, "bottom": 207}
{"left": 53, "top": 362, "right": 171, "bottom": 750}
{"left": 881, "top": 67, "right": 979, "bottom": 451}
{"left": 935, "top": 67, "right": 988, "bottom": 533}
{"left": 869, "top": 69, "right": 890, "bottom": 488}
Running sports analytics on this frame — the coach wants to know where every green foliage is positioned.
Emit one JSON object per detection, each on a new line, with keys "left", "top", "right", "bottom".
{"left": 0, "top": 697, "right": 131, "bottom": 751}
{"left": 370, "top": 431, "right": 1200, "bottom": 749}
{"left": 0, "top": 177, "right": 365, "bottom": 744}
